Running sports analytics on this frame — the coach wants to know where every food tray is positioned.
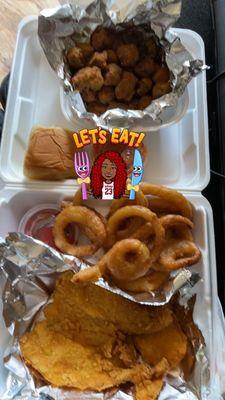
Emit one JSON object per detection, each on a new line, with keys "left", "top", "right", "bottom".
{"left": 0, "top": 13, "right": 220, "bottom": 400}
{"left": 0, "top": 189, "right": 219, "bottom": 397}
{"left": 0, "top": 17, "right": 209, "bottom": 191}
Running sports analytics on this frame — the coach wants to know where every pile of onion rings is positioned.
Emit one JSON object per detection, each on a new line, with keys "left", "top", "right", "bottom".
{"left": 53, "top": 183, "right": 201, "bottom": 292}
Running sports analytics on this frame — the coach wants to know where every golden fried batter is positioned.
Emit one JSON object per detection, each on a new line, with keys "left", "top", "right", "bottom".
{"left": 98, "top": 86, "right": 115, "bottom": 104}
{"left": 135, "top": 378, "right": 164, "bottom": 400}
{"left": 115, "top": 71, "right": 137, "bottom": 102}
{"left": 91, "top": 28, "right": 114, "bottom": 51}
{"left": 138, "top": 95, "right": 152, "bottom": 110}
{"left": 152, "top": 82, "right": 171, "bottom": 99}
{"left": 20, "top": 272, "right": 172, "bottom": 396}
{"left": 104, "top": 63, "right": 122, "bottom": 86}
{"left": 89, "top": 51, "right": 108, "bottom": 69}
{"left": 54, "top": 273, "right": 173, "bottom": 336}
{"left": 81, "top": 88, "right": 96, "bottom": 103}
{"left": 20, "top": 320, "right": 152, "bottom": 391}
{"left": 135, "top": 57, "right": 157, "bottom": 77}
{"left": 146, "top": 37, "right": 158, "bottom": 59}
{"left": 107, "top": 49, "right": 118, "bottom": 63}
{"left": 117, "top": 44, "right": 139, "bottom": 67}
{"left": 76, "top": 42, "right": 94, "bottom": 61}
{"left": 67, "top": 47, "right": 85, "bottom": 69}
{"left": 108, "top": 101, "right": 128, "bottom": 110}
{"left": 86, "top": 101, "right": 107, "bottom": 115}
{"left": 134, "top": 321, "right": 187, "bottom": 367}
{"left": 72, "top": 66, "right": 104, "bottom": 92}
{"left": 137, "top": 78, "right": 153, "bottom": 96}
{"left": 153, "top": 65, "right": 170, "bottom": 83}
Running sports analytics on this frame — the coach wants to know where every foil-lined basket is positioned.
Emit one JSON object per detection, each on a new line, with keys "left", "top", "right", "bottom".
{"left": 0, "top": 233, "right": 213, "bottom": 399}
{"left": 37, "top": 0, "right": 208, "bottom": 130}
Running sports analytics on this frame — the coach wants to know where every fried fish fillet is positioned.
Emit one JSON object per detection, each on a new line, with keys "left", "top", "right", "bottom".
{"left": 20, "top": 272, "right": 172, "bottom": 398}
{"left": 134, "top": 321, "right": 187, "bottom": 368}
{"left": 135, "top": 378, "right": 164, "bottom": 400}
{"left": 46, "top": 272, "right": 173, "bottom": 338}
{"left": 20, "top": 320, "right": 152, "bottom": 391}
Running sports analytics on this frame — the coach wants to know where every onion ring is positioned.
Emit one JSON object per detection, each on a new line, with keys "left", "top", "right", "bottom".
{"left": 53, "top": 205, "right": 107, "bottom": 257}
{"left": 131, "top": 215, "right": 193, "bottom": 243}
{"left": 148, "top": 198, "right": 181, "bottom": 216}
{"left": 114, "top": 271, "right": 169, "bottom": 293}
{"left": 160, "top": 214, "right": 193, "bottom": 242}
{"left": 107, "top": 205, "right": 165, "bottom": 266}
{"left": 156, "top": 239, "right": 201, "bottom": 271}
{"left": 131, "top": 223, "right": 154, "bottom": 242}
{"left": 160, "top": 215, "right": 193, "bottom": 230}
{"left": 73, "top": 188, "right": 83, "bottom": 206}
{"left": 140, "top": 183, "right": 193, "bottom": 220}
{"left": 108, "top": 190, "right": 148, "bottom": 217}
{"left": 73, "top": 238, "right": 151, "bottom": 282}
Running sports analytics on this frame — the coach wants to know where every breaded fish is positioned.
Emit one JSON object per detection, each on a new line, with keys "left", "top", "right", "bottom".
{"left": 20, "top": 320, "right": 152, "bottom": 391}
{"left": 47, "top": 272, "right": 173, "bottom": 336}
{"left": 134, "top": 321, "right": 187, "bottom": 368}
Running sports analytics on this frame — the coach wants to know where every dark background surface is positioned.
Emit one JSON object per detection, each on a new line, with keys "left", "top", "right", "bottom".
{"left": 177, "top": 0, "right": 225, "bottom": 312}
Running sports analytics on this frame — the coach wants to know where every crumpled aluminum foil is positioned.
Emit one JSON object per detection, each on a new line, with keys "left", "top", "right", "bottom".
{"left": 37, "top": 0, "right": 208, "bottom": 130}
{"left": 0, "top": 233, "right": 211, "bottom": 399}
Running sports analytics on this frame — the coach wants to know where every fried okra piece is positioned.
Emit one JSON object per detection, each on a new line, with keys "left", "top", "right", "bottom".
{"left": 146, "top": 37, "right": 158, "bottom": 59}
{"left": 107, "top": 49, "right": 118, "bottom": 63}
{"left": 72, "top": 67, "right": 104, "bottom": 92}
{"left": 153, "top": 65, "right": 170, "bottom": 83}
{"left": 67, "top": 47, "right": 85, "bottom": 69}
{"left": 89, "top": 51, "right": 108, "bottom": 69}
{"left": 152, "top": 82, "right": 171, "bottom": 99}
{"left": 81, "top": 88, "right": 96, "bottom": 103}
{"left": 117, "top": 44, "right": 139, "bottom": 67}
{"left": 128, "top": 97, "right": 139, "bottom": 110}
{"left": 136, "top": 78, "right": 153, "bottom": 96}
{"left": 86, "top": 101, "right": 107, "bottom": 115}
{"left": 76, "top": 42, "right": 94, "bottom": 62}
{"left": 91, "top": 28, "right": 114, "bottom": 51}
{"left": 138, "top": 96, "right": 152, "bottom": 110}
{"left": 104, "top": 63, "right": 122, "bottom": 86}
{"left": 115, "top": 71, "right": 137, "bottom": 102}
{"left": 98, "top": 86, "right": 115, "bottom": 104}
{"left": 108, "top": 101, "right": 128, "bottom": 110}
{"left": 135, "top": 57, "right": 157, "bottom": 77}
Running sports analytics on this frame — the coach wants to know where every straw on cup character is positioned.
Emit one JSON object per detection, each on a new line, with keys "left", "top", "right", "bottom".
{"left": 74, "top": 151, "right": 91, "bottom": 200}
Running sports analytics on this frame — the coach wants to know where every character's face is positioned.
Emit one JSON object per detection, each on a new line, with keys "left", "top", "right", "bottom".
{"left": 132, "top": 165, "right": 143, "bottom": 178}
{"left": 77, "top": 165, "right": 88, "bottom": 178}
{"left": 102, "top": 159, "right": 117, "bottom": 180}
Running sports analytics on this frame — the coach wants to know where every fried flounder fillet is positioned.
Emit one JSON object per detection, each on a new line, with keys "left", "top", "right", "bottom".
{"left": 134, "top": 321, "right": 187, "bottom": 368}
{"left": 45, "top": 272, "right": 173, "bottom": 339}
{"left": 20, "top": 320, "right": 152, "bottom": 391}
{"left": 20, "top": 272, "right": 171, "bottom": 396}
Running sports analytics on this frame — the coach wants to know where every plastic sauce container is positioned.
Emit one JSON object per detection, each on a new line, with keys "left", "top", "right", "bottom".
{"left": 18, "top": 204, "right": 60, "bottom": 248}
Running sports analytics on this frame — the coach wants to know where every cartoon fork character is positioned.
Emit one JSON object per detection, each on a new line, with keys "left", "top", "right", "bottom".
{"left": 127, "top": 149, "right": 143, "bottom": 200}
{"left": 74, "top": 151, "right": 91, "bottom": 200}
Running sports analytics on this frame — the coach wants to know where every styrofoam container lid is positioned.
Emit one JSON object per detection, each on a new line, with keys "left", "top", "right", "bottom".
{"left": 0, "top": 17, "right": 209, "bottom": 192}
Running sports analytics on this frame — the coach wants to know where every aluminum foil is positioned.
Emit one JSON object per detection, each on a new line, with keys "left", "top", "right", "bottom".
{"left": 37, "top": 0, "right": 208, "bottom": 130}
{"left": 0, "top": 233, "right": 212, "bottom": 399}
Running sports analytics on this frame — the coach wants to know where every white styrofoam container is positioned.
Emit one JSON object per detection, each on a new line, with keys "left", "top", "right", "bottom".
{"left": 0, "top": 17, "right": 209, "bottom": 192}
{"left": 0, "top": 189, "right": 219, "bottom": 398}
{"left": 0, "top": 16, "right": 220, "bottom": 399}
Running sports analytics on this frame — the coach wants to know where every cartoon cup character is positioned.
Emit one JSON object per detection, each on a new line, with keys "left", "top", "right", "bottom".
{"left": 127, "top": 149, "right": 143, "bottom": 200}
{"left": 91, "top": 151, "right": 127, "bottom": 199}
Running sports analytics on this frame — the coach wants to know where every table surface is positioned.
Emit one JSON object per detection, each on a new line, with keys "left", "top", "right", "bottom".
{"left": 0, "top": 0, "right": 60, "bottom": 83}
